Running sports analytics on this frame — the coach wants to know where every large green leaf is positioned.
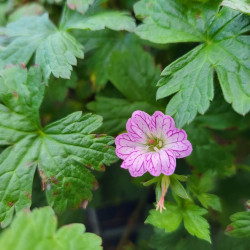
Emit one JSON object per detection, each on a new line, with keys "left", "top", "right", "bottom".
{"left": 0, "top": 206, "right": 102, "bottom": 250}
{"left": 146, "top": 201, "right": 211, "bottom": 242}
{"left": 0, "top": 14, "right": 83, "bottom": 80}
{"left": 135, "top": 0, "right": 250, "bottom": 127}
{"left": 226, "top": 211, "right": 250, "bottom": 238}
{"left": 0, "top": 66, "right": 117, "bottom": 226}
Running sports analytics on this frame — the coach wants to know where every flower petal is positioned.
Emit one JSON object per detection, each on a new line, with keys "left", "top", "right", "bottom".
{"left": 121, "top": 151, "right": 147, "bottom": 177}
{"left": 126, "top": 111, "right": 151, "bottom": 142}
{"left": 151, "top": 111, "right": 175, "bottom": 137}
{"left": 115, "top": 133, "right": 139, "bottom": 160}
{"left": 160, "top": 150, "right": 176, "bottom": 175}
{"left": 167, "top": 128, "right": 187, "bottom": 143}
{"left": 145, "top": 152, "right": 162, "bottom": 176}
{"left": 165, "top": 140, "right": 192, "bottom": 158}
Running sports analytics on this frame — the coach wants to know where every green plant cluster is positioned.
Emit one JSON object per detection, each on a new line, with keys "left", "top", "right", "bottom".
{"left": 0, "top": 0, "right": 249, "bottom": 249}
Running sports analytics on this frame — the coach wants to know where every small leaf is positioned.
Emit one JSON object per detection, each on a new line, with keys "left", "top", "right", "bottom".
{"left": 146, "top": 200, "right": 211, "bottom": 242}
{"left": 226, "top": 211, "right": 250, "bottom": 238}
{"left": 170, "top": 175, "right": 189, "bottom": 200}
{"left": 0, "top": 207, "right": 102, "bottom": 250}
{"left": 145, "top": 202, "right": 182, "bottom": 232}
{"left": 183, "top": 204, "right": 211, "bottom": 243}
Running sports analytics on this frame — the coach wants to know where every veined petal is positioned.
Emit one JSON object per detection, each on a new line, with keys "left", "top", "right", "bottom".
{"left": 167, "top": 128, "right": 187, "bottom": 143}
{"left": 128, "top": 155, "right": 147, "bottom": 177}
{"left": 126, "top": 111, "right": 151, "bottom": 142}
{"left": 160, "top": 150, "right": 176, "bottom": 175}
{"left": 165, "top": 140, "right": 192, "bottom": 158}
{"left": 151, "top": 111, "right": 175, "bottom": 138}
{"left": 115, "top": 133, "right": 140, "bottom": 160}
{"left": 122, "top": 151, "right": 147, "bottom": 177}
{"left": 145, "top": 152, "right": 162, "bottom": 176}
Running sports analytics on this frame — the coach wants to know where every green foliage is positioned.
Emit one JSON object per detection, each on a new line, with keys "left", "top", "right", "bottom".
{"left": 188, "top": 172, "right": 221, "bottom": 211}
{"left": 186, "top": 124, "right": 235, "bottom": 176}
{"left": 88, "top": 97, "right": 156, "bottom": 135}
{"left": 226, "top": 211, "right": 250, "bottom": 238}
{"left": 0, "top": 1, "right": 135, "bottom": 80}
{"left": 150, "top": 228, "right": 212, "bottom": 250}
{"left": 67, "top": 0, "right": 95, "bottom": 14}
{"left": 0, "top": 206, "right": 102, "bottom": 250}
{"left": 170, "top": 175, "right": 189, "bottom": 200}
{"left": 8, "top": 3, "right": 45, "bottom": 22}
{"left": 0, "top": 0, "right": 249, "bottom": 247}
{"left": 87, "top": 42, "right": 162, "bottom": 134}
{"left": 0, "top": 66, "right": 117, "bottom": 227}
{"left": 135, "top": 0, "right": 250, "bottom": 127}
{"left": 60, "top": 6, "right": 136, "bottom": 32}
{"left": 146, "top": 200, "right": 211, "bottom": 242}
{"left": 222, "top": 0, "right": 250, "bottom": 14}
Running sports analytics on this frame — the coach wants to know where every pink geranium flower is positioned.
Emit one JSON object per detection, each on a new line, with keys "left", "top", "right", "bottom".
{"left": 115, "top": 111, "right": 192, "bottom": 177}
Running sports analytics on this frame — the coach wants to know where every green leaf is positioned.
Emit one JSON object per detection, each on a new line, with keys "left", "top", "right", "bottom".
{"left": 0, "top": 14, "right": 84, "bottom": 80}
{"left": 222, "top": 0, "right": 250, "bottom": 14}
{"left": 198, "top": 193, "right": 221, "bottom": 211}
{"left": 150, "top": 228, "right": 212, "bottom": 250}
{"left": 107, "top": 44, "right": 161, "bottom": 103}
{"left": 226, "top": 211, "right": 250, "bottom": 238}
{"left": 145, "top": 202, "right": 183, "bottom": 232}
{"left": 87, "top": 97, "right": 157, "bottom": 135}
{"left": 87, "top": 43, "right": 162, "bottom": 134}
{"left": 60, "top": 6, "right": 136, "bottom": 32}
{"left": 187, "top": 169, "right": 222, "bottom": 212}
{"left": 84, "top": 32, "right": 136, "bottom": 89}
{"left": 8, "top": 3, "right": 45, "bottom": 22}
{"left": 146, "top": 201, "right": 211, "bottom": 242}
{"left": 0, "top": 206, "right": 102, "bottom": 250}
{"left": 135, "top": 0, "right": 250, "bottom": 127}
{"left": 0, "top": 66, "right": 117, "bottom": 226}
{"left": 170, "top": 175, "right": 189, "bottom": 200}
{"left": 67, "top": 0, "right": 95, "bottom": 14}
{"left": 186, "top": 124, "right": 235, "bottom": 176}
{"left": 134, "top": 0, "right": 212, "bottom": 44}
{"left": 182, "top": 204, "right": 211, "bottom": 243}
{"left": 35, "top": 31, "right": 84, "bottom": 79}
{"left": 194, "top": 91, "right": 250, "bottom": 130}
{"left": 157, "top": 45, "right": 214, "bottom": 127}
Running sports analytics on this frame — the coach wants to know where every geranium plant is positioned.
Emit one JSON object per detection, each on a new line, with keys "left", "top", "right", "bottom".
{"left": 0, "top": 0, "right": 249, "bottom": 249}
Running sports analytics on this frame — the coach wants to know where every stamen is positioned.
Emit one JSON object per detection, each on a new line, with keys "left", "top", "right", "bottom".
{"left": 158, "top": 140, "right": 163, "bottom": 148}
{"left": 154, "top": 146, "right": 160, "bottom": 152}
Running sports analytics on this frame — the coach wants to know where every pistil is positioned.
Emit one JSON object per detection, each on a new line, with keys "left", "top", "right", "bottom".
{"left": 156, "top": 175, "right": 170, "bottom": 213}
